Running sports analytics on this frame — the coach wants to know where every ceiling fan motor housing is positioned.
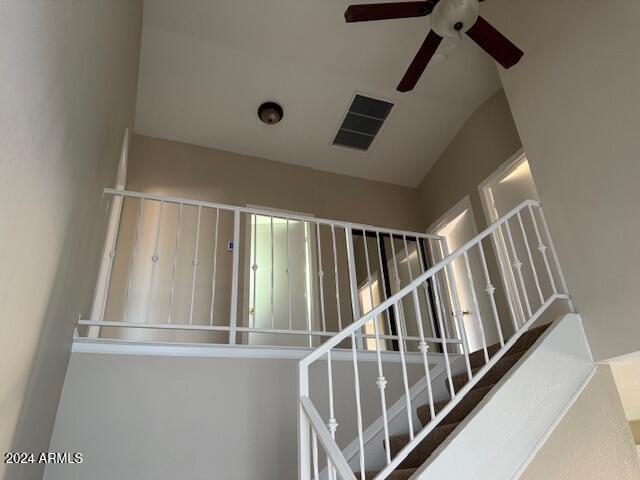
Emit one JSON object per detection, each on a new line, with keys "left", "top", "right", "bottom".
{"left": 431, "top": 0, "right": 480, "bottom": 37}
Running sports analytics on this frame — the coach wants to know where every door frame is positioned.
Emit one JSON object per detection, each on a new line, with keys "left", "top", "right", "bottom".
{"left": 477, "top": 148, "right": 526, "bottom": 225}
{"left": 426, "top": 195, "right": 478, "bottom": 351}
{"left": 427, "top": 195, "right": 479, "bottom": 240}
{"left": 477, "top": 148, "right": 529, "bottom": 327}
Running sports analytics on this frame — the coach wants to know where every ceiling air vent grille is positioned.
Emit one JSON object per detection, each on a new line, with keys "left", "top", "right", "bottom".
{"left": 332, "top": 94, "right": 394, "bottom": 151}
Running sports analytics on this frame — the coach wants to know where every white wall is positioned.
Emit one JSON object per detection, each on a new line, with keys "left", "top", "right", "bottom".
{"left": 484, "top": 0, "right": 640, "bottom": 361}
{"left": 0, "top": 2, "right": 142, "bottom": 479}
{"left": 415, "top": 314, "right": 600, "bottom": 480}
{"left": 44, "top": 351, "right": 433, "bottom": 480}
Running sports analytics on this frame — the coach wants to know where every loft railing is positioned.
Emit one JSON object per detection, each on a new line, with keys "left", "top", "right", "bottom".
{"left": 297, "top": 199, "right": 574, "bottom": 480}
{"left": 77, "top": 188, "right": 450, "bottom": 350}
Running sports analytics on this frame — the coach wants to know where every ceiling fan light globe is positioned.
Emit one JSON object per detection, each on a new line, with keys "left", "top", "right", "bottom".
{"left": 431, "top": 0, "right": 480, "bottom": 37}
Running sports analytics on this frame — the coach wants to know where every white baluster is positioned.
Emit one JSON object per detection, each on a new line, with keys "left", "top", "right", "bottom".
{"left": 415, "top": 240, "right": 438, "bottom": 339}
{"left": 251, "top": 213, "right": 258, "bottom": 329}
{"left": 316, "top": 223, "right": 327, "bottom": 333}
{"left": 374, "top": 232, "right": 394, "bottom": 339}
{"left": 517, "top": 211, "right": 544, "bottom": 306}
{"left": 123, "top": 198, "right": 144, "bottom": 322}
{"left": 388, "top": 235, "right": 408, "bottom": 350}
{"left": 345, "top": 227, "right": 363, "bottom": 349}
{"left": 392, "top": 301, "right": 415, "bottom": 440}
{"left": 489, "top": 230, "right": 520, "bottom": 333}
{"left": 528, "top": 205, "right": 557, "bottom": 295}
{"left": 304, "top": 222, "right": 312, "bottom": 347}
{"left": 209, "top": 208, "right": 219, "bottom": 326}
{"left": 503, "top": 220, "right": 532, "bottom": 318}
{"left": 145, "top": 201, "right": 164, "bottom": 323}
{"left": 168, "top": 203, "right": 182, "bottom": 324}
{"left": 537, "top": 206, "right": 575, "bottom": 311}
{"left": 188, "top": 206, "right": 202, "bottom": 325}
{"left": 428, "top": 239, "right": 455, "bottom": 398}
{"left": 312, "top": 430, "right": 319, "bottom": 480}
{"left": 287, "top": 218, "right": 292, "bottom": 331}
{"left": 271, "top": 216, "right": 275, "bottom": 330}
{"left": 440, "top": 241, "right": 473, "bottom": 381}
{"left": 463, "top": 251, "right": 489, "bottom": 363}
{"left": 412, "top": 289, "right": 436, "bottom": 421}
{"left": 330, "top": 225, "right": 343, "bottom": 331}
{"left": 429, "top": 239, "right": 453, "bottom": 340}
{"left": 326, "top": 350, "right": 338, "bottom": 480}
{"left": 228, "top": 208, "right": 240, "bottom": 344}
{"left": 477, "top": 239, "right": 504, "bottom": 347}
{"left": 362, "top": 230, "right": 391, "bottom": 463}
{"left": 350, "top": 333, "right": 366, "bottom": 480}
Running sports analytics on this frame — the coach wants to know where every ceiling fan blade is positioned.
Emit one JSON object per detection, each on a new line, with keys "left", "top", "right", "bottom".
{"left": 466, "top": 16, "right": 523, "bottom": 69}
{"left": 397, "top": 30, "right": 443, "bottom": 92}
{"left": 345, "top": 1, "right": 436, "bottom": 23}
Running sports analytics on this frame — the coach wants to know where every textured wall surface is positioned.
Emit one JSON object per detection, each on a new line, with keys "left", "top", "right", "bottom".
{"left": 0, "top": 2, "right": 142, "bottom": 479}
{"left": 519, "top": 365, "right": 640, "bottom": 480}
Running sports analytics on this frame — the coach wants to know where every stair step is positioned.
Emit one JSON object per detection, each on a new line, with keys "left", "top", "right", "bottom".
{"left": 467, "top": 322, "right": 551, "bottom": 370}
{"left": 449, "top": 351, "right": 523, "bottom": 392}
{"left": 416, "top": 383, "right": 495, "bottom": 427}
{"left": 468, "top": 343, "right": 502, "bottom": 369}
{"left": 364, "top": 468, "right": 417, "bottom": 480}
{"left": 361, "top": 324, "right": 553, "bottom": 478}
{"left": 388, "top": 422, "right": 460, "bottom": 469}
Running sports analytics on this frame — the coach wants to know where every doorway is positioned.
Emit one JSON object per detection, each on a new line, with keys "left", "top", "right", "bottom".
{"left": 245, "top": 212, "right": 318, "bottom": 347}
{"left": 428, "top": 197, "right": 500, "bottom": 353}
{"left": 479, "top": 151, "right": 538, "bottom": 327}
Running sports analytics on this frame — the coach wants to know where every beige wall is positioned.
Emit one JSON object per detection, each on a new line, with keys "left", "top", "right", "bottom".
{"left": 520, "top": 365, "right": 640, "bottom": 480}
{"left": 44, "top": 352, "right": 426, "bottom": 480}
{"left": 415, "top": 91, "right": 524, "bottom": 336}
{"left": 0, "top": 2, "right": 142, "bottom": 479}
{"left": 484, "top": 0, "right": 640, "bottom": 361}
{"left": 416, "top": 90, "right": 522, "bottom": 230}
{"left": 128, "top": 134, "right": 423, "bottom": 231}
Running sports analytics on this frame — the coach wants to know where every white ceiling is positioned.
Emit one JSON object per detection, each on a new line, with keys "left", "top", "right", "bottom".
{"left": 134, "top": 0, "right": 502, "bottom": 187}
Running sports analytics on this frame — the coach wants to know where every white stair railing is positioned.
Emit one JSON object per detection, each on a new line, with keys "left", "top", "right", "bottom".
{"left": 298, "top": 199, "right": 574, "bottom": 480}
{"left": 79, "top": 188, "right": 446, "bottom": 350}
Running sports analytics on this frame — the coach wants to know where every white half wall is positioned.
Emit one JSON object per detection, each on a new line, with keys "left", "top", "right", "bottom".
{"left": 43, "top": 349, "right": 444, "bottom": 480}
{"left": 414, "top": 314, "right": 595, "bottom": 480}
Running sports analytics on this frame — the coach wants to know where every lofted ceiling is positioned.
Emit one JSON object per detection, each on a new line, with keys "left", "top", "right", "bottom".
{"left": 134, "top": 0, "right": 503, "bottom": 187}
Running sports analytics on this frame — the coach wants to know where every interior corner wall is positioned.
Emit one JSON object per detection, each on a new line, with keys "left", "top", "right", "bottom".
{"left": 416, "top": 90, "right": 522, "bottom": 231}
{"left": 518, "top": 365, "right": 640, "bottom": 480}
{"left": 484, "top": 0, "right": 640, "bottom": 361}
{"left": 127, "top": 134, "right": 423, "bottom": 231}
{"left": 0, "top": 2, "right": 143, "bottom": 479}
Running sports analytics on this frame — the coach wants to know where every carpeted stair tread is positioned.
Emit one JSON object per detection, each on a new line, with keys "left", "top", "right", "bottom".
{"left": 364, "top": 468, "right": 417, "bottom": 480}
{"left": 355, "top": 323, "right": 553, "bottom": 478}
{"left": 449, "top": 351, "right": 524, "bottom": 392}
{"left": 416, "top": 383, "right": 496, "bottom": 427}
{"left": 467, "top": 323, "right": 551, "bottom": 369}
{"left": 448, "top": 323, "right": 551, "bottom": 393}
{"left": 388, "top": 422, "right": 460, "bottom": 469}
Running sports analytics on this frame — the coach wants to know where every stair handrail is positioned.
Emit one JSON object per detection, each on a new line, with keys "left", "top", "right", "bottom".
{"left": 298, "top": 198, "right": 575, "bottom": 480}
{"left": 299, "top": 199, "right": 539, "bottom": 369}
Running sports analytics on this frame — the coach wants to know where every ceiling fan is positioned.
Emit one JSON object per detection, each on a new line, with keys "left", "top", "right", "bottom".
{"left": 344, "top": 0, "right": 523, "bottom": 92}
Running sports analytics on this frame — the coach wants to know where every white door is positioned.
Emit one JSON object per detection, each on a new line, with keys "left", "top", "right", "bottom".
{"left": 246, "top": 214, "right": 318, "bottom": 347}
{"left": 479, "top": 152, "right": 566, "bottom": 325}
{"left": 429, "top": 197, "right": 499, "bottom": 353}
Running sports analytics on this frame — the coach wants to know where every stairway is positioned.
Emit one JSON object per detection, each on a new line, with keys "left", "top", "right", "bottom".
{"left": 364, "top": 323, "right": 552, "bottom": 480}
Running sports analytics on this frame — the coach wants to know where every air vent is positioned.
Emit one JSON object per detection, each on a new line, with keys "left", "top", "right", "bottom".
{"left": 332, "top": 94, "right": 394, "bottom": 151}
